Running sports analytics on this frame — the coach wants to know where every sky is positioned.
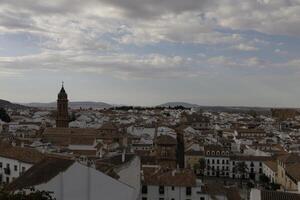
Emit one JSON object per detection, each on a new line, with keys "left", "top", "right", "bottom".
{"left": 0, "top": 0, "right": 300, "bottom": 107}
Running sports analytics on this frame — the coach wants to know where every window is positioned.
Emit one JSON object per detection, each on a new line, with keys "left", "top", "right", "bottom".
{"left": 217, "top": 160, "right": 219, "bottom": 164}
{"left": 159, "top": 198, "right": 164, "bottom": 200}
{"left": 186, "top": 187, "right": 192, "bottom": 196}
{"left": 200, "top": 197, "right": 205, "bottom": 200}
{"left": 14, "top": 165, "right": 17, "bottom": 171}
{"left": 212, "top": 159, "right": 215, "bottom": 164}
{"left": 6, "top": 163, "right": 10, "bottom": 169}
{"left": 172, "top": 186, "right": 175, "bottom": 190}
{"left": 142, "top": 185, "right": 148, "bottom": 194}
{"left": 0, "top": 162, "right": 2, "bottom": 168}
{"left": 142, "top": 198, "right": 147, "bottom": 200}
{"left": 159, "top": 186, "right": 165, "bottom": 195}
{"left": 6, "top": 177, "right": 9, "bottom": 183}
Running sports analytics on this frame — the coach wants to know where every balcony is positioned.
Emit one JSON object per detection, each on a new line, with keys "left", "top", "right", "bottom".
{"left": 4, "top": 167, "right": 10, "bottom": 175}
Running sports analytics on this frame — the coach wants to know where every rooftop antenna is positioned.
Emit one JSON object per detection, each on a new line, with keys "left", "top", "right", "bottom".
{"left": 62, "top": 81, "right": 64, "bottom": 87}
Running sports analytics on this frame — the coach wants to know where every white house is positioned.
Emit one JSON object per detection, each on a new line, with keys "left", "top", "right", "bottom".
{"left": 7, "top": 157, "right": 136, "bottom": 200}
{"left": 0, "top": 145, "right": 44, "bottom": 184}
{"left": 141, "top": 167, "right": 207, "bottom": 200}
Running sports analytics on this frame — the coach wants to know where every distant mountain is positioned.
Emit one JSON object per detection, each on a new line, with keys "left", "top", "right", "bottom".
{"left": 158, "top": 102, "right": 200, "bottom": 108}
{"left": 25, "top": 101, "right": 112, "bottom": 109}
{"left": 0, "top": 99, "right": 29, "bottom": 110}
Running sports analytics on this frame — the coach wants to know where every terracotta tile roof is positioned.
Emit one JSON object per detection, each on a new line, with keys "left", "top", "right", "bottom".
{"left": 43, "top": 127, "right": 98, "bottom": 135}
{"left": 70, "top": 137, "right": 95, "bottom": 145}
{"left": 100, "top": 123, "right": 118, "bottom": 130}
{"left": 263, "top": 160, "right": 278, "bottom": 172}
{"left": 142, "top": 167, "right": 196, "bottom": 187}
{"left": 5, "top": 156, "right": 75, "bottom": 191}
{"left": 155, "top": 135, "right": 177, "bottom": 145}
{"left": 278, "top": 153, "right": 300, "bottom": 164}
{"left": 261, "top": 190, "right": 300, "bottom": 200}
{"left": 140, "top": 155, "right": 157, "bottom": 165}
{"left": 286, "top": 163, "right": 300, "bottom": 182}
{"left": 0, "top": 145, "right": 45, "bottom": 164}
{"left": 96, "top": 154, "right": 135, "bottom": 166}
{"left": 185, "top": 150, "right": 204, "bottom": 156}
{"left": 202, "top": 183, "right": 241, "bottom": 200}
{"left": 230, "top": 155, "right": 270, "bottom": 162}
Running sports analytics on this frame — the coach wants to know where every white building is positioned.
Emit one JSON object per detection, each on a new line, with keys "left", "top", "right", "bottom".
{"left": 262, "top": 160, "right": 277, "bottom": 183}
{"left": 141, "top": 167, "right": 207, "bottom": 200}
{"left": 7, "top": 157, "right": 136, "bottom": 200}
{"left": 0, "top": 146, "right": 44, "bottom": 184}
{"left": 203, "top": 146, "right": 269, "bottom": 181}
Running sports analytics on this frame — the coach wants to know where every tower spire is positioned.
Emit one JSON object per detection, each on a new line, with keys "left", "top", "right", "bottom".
{"left": 56, "top": 83, "right": 69, "bottom": 128}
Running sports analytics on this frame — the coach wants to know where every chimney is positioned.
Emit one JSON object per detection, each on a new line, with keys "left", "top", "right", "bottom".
{"left": 172, "top": 169, "right": 176, "bottom": 176}
{"left": 122, "top": 149, "right": 126, "bottom": 163}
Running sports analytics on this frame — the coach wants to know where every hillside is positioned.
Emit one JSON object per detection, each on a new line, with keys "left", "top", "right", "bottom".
{"left": 158, "top": 102, "right": 200, "bottom": 108}
{"left": 0, "top": 99, "right": 28, "bottom": 110}
{"left": 25, "top": 101, "right": 112, "bottom": 109}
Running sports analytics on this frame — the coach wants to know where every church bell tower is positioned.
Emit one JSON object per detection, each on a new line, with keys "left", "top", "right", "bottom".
{"left": 56, "top": 82, "right": 69, "bottom": 128}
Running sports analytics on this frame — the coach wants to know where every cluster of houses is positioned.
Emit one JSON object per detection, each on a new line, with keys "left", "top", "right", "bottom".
{"left": 0, "top": 87, "right": 300, "bottom": 200}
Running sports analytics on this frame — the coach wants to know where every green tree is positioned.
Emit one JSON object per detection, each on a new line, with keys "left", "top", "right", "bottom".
{"left": 235, "top": 162, "right": 248, "bottom": 186}
{"left": 198, "top": 158, "right": 206, "bottom": 177}
{"left": 0, "top": 108, "right": 11, "bottom": 123}
{"left": 0, "top": 190, "right": 55, "bottom": 200}
{"left": 259, "top": 174, "right": 270, "bottom": 185}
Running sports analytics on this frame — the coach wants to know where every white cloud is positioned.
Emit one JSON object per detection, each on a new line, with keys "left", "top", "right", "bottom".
{"left": 232, "top": 43, "right": 258, "bottom": 51}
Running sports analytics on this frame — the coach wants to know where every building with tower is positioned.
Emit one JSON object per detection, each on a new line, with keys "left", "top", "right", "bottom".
{"left": 56, "top": 83, "right": 69, "bottom": 128}
{"left": 155, "top": 135, "right": 177, "bottom": 168}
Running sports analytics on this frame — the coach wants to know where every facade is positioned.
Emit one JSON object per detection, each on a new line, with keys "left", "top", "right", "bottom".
{"left": 203, "top": 146, "right": 268, "bottom": 181}
{"left": 204, "top": 145, "right": 231, "bottom": 177}
{"left": 56, "top": 84, "right": 69, "bottom": 128}
{"left": 262, "top": 160, "right": 277, "bottom": 183}
{"left": 155, "top": 135, "right": 177, "bottom": 168}
{"left": 185, "top": 150, "right": 204, "bottom": 170}
{"left": 235, "top": 129, "right": 267, "bottom": 139}
{"left": 141, "top": 167, "right": 206, "bottom": 200}
{"left": 277, "top": 154, "right": 300, "bottom": 191}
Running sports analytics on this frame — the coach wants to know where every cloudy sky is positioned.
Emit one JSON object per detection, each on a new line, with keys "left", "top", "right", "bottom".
{"left": 0, "top": 0, "right": 300, "bottom": 107}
